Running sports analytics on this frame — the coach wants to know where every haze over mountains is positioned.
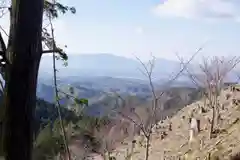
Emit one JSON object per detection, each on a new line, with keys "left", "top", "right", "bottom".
{"left": 37, "top": 53, "right": 239, "bottom": 117}
{"left": 37, "top": 53, "right": 197, "bottom": 116}
{"left": 39, "top": 53, "right": 182, "bottom": 80}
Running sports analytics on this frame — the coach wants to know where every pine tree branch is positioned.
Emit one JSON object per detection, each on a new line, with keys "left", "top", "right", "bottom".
{"left": 42, "top": 49, "right": 62, "bottom": 54}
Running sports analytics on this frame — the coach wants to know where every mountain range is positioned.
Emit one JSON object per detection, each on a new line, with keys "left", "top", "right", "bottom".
{"left": 39, "top": 53, "right": 182, "bottom": 80}
{"left": 36, "top": 53, "right": 240, "bottom": 117}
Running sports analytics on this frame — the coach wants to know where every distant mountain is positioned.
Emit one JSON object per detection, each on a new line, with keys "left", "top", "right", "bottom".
{"left": 37, "top": 83, "right": 55, "bottom": 102}
{"left": 37, "top": 53, "right": 239, "bottom": 118}
{"left": 37, "top": 76, "right": 153, "bottom": 103}
{"left": 39, "top": 53, "right": 181, "bottom": 80}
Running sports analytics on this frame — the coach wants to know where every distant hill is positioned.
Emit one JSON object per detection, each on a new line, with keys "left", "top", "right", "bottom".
{"left": 36, "top": 75, "right": 201, "bottom": 119}
{"left": 37, "top": 76, "right": 152, "bottom": 103}
{"left": 36, "top": 78, "right": 152, "bottom": 117}
{"left": 39, "top": 53, "right": 181, "bottom": 80}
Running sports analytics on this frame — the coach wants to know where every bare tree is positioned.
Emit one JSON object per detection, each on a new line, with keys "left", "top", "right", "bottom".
{"left": 114, "top": 48, "right": 201, "bottom": 160}
{"left": 177, "top": 55, "right": 240, "bottom": 139}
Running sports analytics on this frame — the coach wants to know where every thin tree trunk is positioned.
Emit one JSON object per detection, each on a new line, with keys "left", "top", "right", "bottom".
{"left": 215, "top": 97, "right": 220, "bottom": 128}
{"left": 3, "top": 0, "right": 44, "bottom": 159}
{"left": 210, "top": 106, "right": 215, "bottom": 139}
{"left": 145, "top": 135, "right": 150, "bottom": 160}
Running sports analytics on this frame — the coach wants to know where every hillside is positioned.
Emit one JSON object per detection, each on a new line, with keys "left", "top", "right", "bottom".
{"left": 56, "top": 86, "right": 202, "bottom": 159}
{"left": 37, "top": 76, "right": 152, "bottom": 103}
{"left": 111, "top": 86, "right": 240, "bottom": 160}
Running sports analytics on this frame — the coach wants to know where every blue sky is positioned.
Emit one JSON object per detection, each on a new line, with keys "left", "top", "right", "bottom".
{"left": 1, "top": 0, "right": 240, "bottom": 61}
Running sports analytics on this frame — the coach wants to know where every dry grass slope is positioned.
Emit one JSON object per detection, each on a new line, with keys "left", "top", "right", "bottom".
{"left": 112, "top": 86, "right": 240, "bottom": 160}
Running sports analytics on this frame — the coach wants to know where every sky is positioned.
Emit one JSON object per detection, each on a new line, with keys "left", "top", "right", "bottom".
{"left": 1, "top": 0, "right": 240, "bottom": 61}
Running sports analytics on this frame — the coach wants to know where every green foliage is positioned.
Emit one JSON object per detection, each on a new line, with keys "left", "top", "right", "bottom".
{"left": 55, "top": 53, "right": 68, "bottom": 65}
{"left": 67, "top": 86, "right": 89, "bottom": 105}
{"left": 61, "top": 86, "right": 89, "bottom": 116}
{"left": 44, "top": 0, "right": 76, "bottom": 18}
{"left": 33, "top": 96, "right": 111, "bottom": 159}
{"left": 35, "top": 98, "right": 77, "bottom": 131}
{"left": 42, "top": 27, "right": 68, "bottom": 61}
{"left": 42, "top": 0, "right": 76, "bottom": 62}
{"left": 33, "top": 122, "right": 65, "bottom": 160}
{"left": 74, "top": 98, "right": 88, "bottom": 106}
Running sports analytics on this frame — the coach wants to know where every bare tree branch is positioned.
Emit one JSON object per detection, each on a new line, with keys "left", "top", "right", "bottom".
{"left": 42, "top": 49, "right": 63, "bottom": 54}
{"left": 118, "top": 47, "right": 202, "bottom": 160}
{"left": 156, "top": 47, "right": 203, "bottom": 100}
{"left": 176, "top": 55, "right": 240, "bottom": 139}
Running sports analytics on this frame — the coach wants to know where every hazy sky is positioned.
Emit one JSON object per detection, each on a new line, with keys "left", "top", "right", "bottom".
{"left": 1, "top": 0, "right": 240, "bottom": 61}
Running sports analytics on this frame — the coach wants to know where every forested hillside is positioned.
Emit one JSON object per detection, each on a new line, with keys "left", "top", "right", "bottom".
{"left": 0, "top": 84, "right": 202, "bottom": 159}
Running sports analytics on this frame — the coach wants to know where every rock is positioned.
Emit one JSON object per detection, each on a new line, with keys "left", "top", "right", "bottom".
{"left": 226, "top": 93, "right": 231, "bottom": 100}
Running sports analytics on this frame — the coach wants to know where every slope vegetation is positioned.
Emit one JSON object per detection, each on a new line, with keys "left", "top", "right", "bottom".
{"left": 112, "top": 87, "right": 240, "bottom": 160}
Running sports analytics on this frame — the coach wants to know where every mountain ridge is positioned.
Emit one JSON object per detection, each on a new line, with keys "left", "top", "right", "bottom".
{"left": 39, "top": 53, "right": 181, "bottom": 79}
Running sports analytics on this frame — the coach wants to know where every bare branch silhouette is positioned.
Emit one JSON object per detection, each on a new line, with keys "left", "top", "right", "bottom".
{"left": 116, "top": 47, "right": 202, "bottom": 160}
{"left": 176, "top": 55, "right": 240, "bottom": 139}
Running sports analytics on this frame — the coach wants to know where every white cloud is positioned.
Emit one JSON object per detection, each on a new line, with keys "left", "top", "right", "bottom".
{"left": 135, "top": 27, "right": 144, "bottom": 35}
{"left": 153, "top": 0, "right": 240, "bottom": 21}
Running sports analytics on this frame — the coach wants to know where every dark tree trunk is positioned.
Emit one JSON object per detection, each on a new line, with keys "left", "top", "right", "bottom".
{"left": 145, "top": 135, "right": 150, "bottom": 160}
{"left": 2, "top": 0, "right": 44, "bottom": 160}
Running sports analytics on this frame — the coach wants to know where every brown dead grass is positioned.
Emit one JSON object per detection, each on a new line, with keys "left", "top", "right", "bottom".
{"left": 112, "top": 88, "right": 240, "bottom": 160}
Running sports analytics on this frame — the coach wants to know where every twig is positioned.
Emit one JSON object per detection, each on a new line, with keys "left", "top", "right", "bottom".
{"left": 157, "top": 46, "right": 203, "bottom": 99}
{"left": 0, "top": 25, "right": 8, "bottom": 37}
